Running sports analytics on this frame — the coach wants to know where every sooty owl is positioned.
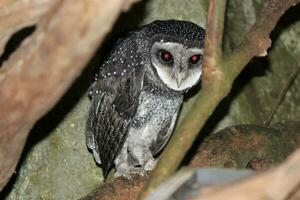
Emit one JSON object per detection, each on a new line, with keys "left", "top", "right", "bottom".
{"left": 86, "top": 20, "right": 205, "bottom": 178}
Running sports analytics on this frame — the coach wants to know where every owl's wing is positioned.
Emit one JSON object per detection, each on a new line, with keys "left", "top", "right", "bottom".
{"left": 86, "top": 67, "right": 144, "bottom": 177}
{"left": 149, "top": 101, "right": 182, "bottom": 156}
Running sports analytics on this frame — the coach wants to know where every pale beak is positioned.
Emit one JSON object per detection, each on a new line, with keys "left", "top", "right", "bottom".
{"left": 174, "top": 70, "right": 183, "bottom": 88}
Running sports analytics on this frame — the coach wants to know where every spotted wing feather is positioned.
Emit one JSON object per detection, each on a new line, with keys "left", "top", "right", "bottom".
{"left": 86, "top": 67, "right": 144, "bottom": 177}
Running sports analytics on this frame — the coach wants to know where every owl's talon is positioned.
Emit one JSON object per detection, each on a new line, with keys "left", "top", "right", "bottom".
{"left": 144, "top": 159, "right": 157, "bottom": 171}
{"left": 114, "top": 166, "right": 147, "bottom": 181}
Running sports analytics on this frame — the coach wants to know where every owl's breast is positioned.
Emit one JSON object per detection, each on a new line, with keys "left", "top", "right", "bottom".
{"left": 132, "top": 91, "right": 182, "bottom": 129}
{"left": 127, "top": 90, "right": 182, "bottom": 154}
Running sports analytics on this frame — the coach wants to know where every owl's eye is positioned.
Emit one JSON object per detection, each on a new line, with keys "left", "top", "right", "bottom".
{"left": 189, "top": 54, "right": 202, "bottom": 64}
{"left": 160, "top": 50, "right": 173, "bottom": 63}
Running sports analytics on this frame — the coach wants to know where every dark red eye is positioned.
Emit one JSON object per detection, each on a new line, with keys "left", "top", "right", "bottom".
{"left": 190, "top": 54, "right": 202, "bottom": 64}
{"left": 160, "top": 50, "right": 173, "bottom": 63}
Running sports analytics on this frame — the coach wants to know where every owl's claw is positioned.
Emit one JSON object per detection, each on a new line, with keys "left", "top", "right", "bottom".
{"left": 114, "top": 165, "right": 148, "bottom": 181}
{"left": 144, "top": 159, "right": 157, "bottom": 171}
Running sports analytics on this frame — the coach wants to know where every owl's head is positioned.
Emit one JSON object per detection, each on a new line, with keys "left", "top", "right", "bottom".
{"left": 146, "top": 20, "right": 205, "bottom": 91}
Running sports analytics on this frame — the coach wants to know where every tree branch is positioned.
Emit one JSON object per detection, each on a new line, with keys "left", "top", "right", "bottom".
{"left": 138, "top": 0, "right": 300, "bottom": 199}
{"left": 226, "top": 0, "right": 299, "bottom": 80}
{"left": 194, "top": 147, "right": 300, "bottom": 200}
{"left": 204, "top": 0, "right": 226, "bottom": 73}
{"left": 0, "top": 0, "right": 59, "bottom": 55}
{"left": 0, "top": 0, "right": 140, "bottom": 191}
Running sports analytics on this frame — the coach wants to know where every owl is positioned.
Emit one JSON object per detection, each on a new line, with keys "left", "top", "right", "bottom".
{"left": 86, "top": 20, "right": 205, "bottom": 178}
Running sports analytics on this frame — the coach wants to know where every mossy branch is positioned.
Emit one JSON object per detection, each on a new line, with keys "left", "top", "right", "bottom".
{"left": 138, "top": 0, "right": 300, "bottom": 199}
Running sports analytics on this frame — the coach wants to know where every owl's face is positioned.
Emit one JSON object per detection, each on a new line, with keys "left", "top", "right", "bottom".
{"left": 150, "top": 41, "right": 203, "bottom": 91}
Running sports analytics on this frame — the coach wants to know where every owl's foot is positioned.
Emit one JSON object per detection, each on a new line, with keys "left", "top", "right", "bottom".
{"left": 144, "top": 159, "right": 157, "bottom": 171}
{"left": 114, "top": 164, "right": 147, "bottom": 181}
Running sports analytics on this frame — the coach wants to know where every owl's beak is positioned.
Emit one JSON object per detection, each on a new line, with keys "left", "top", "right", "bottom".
{"left": 174, "top": 71, "right": 183, "bottom": 88}
{"left": 176, "top": 77, "right": 182, "bottom": 88}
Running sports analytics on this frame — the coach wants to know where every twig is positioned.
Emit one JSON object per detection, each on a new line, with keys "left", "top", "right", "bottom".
{"left": 138, "top": 0, "right": 300, "bottom": 199}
